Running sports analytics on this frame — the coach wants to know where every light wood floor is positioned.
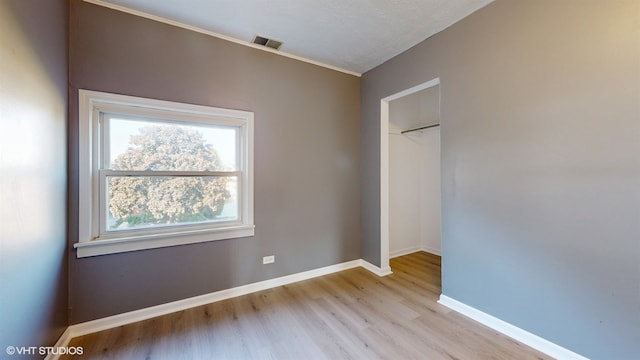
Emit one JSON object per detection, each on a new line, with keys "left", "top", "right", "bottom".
{"left": 61, "top": 252, "right": 550, "bottom": 359}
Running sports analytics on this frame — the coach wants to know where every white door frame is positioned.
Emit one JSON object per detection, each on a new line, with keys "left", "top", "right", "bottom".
{"left": 380, "top": 78, "right": 440, "bottom": 272}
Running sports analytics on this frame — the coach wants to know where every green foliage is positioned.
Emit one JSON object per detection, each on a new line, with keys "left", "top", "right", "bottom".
{"left": 108, "top": 125, "right": 231, "bottom": 229}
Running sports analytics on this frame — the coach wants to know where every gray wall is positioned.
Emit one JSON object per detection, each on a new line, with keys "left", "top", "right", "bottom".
{"left": 361, "top": 0, "right": 639, "bottom": 358}
{"left": 68, "top": 0, "right": 361, "bottom": 323}
{"left": 0, "top": 0, "right": 68, "bottom": 355}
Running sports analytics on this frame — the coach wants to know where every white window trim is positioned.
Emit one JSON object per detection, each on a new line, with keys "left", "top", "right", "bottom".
{"left": 75, "top": 90, "right": 254, "bottom": 257}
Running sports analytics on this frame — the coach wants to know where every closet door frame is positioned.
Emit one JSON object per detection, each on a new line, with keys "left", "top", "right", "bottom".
{"left": 380, "top": 77, "right": 440, "bottom": 273}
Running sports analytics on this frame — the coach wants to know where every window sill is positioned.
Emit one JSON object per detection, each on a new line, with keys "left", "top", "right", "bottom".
{"left": 74, "top": 225, "right": 255, "bottom": 258}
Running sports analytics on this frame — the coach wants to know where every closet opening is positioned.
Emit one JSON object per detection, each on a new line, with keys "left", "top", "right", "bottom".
{"left": 380, "top": 78, "right": 441, "bottom": 274}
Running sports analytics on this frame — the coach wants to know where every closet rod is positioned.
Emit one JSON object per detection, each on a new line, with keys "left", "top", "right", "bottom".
{"left": 400, "top": 123, "right": 440, "bottom": 134}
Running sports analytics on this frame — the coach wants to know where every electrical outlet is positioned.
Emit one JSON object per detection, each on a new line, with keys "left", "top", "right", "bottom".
{"left": 262, "top": 255, "right": 275, "bottom": 264}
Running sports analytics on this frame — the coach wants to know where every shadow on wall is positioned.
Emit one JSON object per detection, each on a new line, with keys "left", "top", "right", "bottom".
{"left": 0, "top": 0, "right": 68, "bottom": 351}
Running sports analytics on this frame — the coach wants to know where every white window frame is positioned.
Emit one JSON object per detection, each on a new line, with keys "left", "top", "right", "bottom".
{"left": 75, "top": 90, "right": 254, "bottom": 257}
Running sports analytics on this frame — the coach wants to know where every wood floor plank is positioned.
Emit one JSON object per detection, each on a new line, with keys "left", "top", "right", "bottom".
{"left": 61, "top": 252, "right": 551, "bottom": 360}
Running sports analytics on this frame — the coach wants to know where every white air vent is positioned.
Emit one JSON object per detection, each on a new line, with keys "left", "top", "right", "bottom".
{"left": 252, "top": 35, "right": 283, "bottom": 50}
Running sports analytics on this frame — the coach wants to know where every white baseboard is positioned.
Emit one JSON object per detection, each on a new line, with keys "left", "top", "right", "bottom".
{"left": 421, "top": 245, "right": 441, "bottom": 256}
{"left": 390, "top": 246, "right": 441, "bottom": 258}
{"left": 49, "top": 259, "right": 591, "bottom": 360}
{"left": 68, "top": 259, "right": 362, "bottom": 339}
{"left": 390, "top": 246, "right": 422, "bottom": 258}
{"left": 47, "top": 257, "right": 397, "bottom": 359}
{"left": 438, "top": 295, "right": 589, "bottom": 360}
{"left": 360, "top": 259, "right": 393, "bottom": 276}
{"left": 44, "top": 327, "right": 73, "bottom": 360}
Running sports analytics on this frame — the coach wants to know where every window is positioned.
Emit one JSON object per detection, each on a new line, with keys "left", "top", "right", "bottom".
{"left": 75, "top": 90, "right": 254, "bottom": 257}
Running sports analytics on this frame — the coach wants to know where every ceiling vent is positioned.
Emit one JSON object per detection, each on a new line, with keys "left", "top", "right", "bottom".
{"left": 252, "top": 35, "right": 283, "bottom": 50}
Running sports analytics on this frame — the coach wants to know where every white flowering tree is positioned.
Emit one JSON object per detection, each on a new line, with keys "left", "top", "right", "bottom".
{"left": 108, "top": 125, "right": 230, "bottom": 228}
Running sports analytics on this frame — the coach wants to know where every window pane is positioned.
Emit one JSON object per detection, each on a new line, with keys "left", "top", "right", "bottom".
{"left": 107, "top": 117, "right": 238, "bottom": 171}
{"left": 106, "top": 176, "right": 238, "bottom": 231}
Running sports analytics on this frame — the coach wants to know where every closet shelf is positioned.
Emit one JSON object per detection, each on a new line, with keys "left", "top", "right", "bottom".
{"left": 401, "top": 123, "right": 440, "bottom": 134}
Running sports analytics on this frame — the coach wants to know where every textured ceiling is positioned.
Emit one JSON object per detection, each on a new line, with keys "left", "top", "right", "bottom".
{"left": 94, "top": 0, "right": 493, "bottom": 75}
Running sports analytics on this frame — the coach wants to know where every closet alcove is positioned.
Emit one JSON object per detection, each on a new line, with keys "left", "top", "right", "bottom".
{"left": 388, "top": 84, "right": 441, "bottom": 257}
